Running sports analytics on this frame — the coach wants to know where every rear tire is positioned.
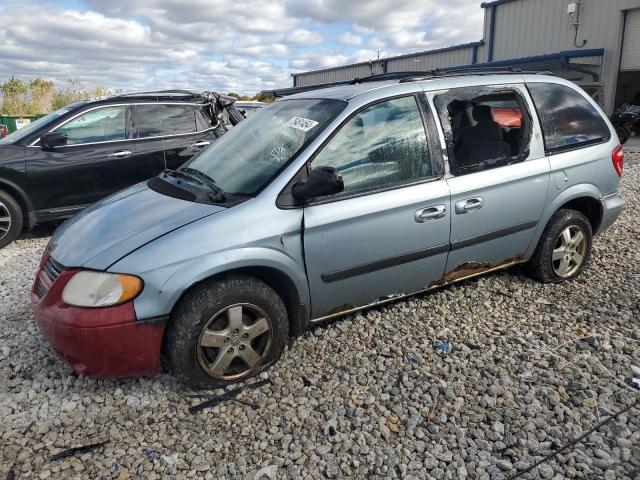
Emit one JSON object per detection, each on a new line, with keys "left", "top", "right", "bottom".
{"left": 165, "top": 276, "right": 289, "bottom": 389}
{"left": 0, "top": 189, "right": 23, "bottom": 249}
{"left": 525, "top": 209, "right": 592, "bottom": 283}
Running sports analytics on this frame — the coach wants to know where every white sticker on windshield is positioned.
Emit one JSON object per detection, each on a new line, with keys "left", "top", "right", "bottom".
{"left": 285, "top": 116, "right": 319, "bottom": 132}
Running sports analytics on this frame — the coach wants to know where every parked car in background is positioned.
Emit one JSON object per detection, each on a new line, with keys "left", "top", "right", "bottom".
{"left": 234, "top": 101, "right": 265, "bottom": 118}
{"left": 0, "top": 90, "right": 243, "bottom": 248}
{"left": 611, "top": 101, "right": 640, "bottom": 144}
{"left": 32, "top": 73, "right": 624, "bottom": 388}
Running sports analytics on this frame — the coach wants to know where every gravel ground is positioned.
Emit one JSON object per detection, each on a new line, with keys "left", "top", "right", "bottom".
{"left": 1, "top": 156, "right": 639, "bottom": 480}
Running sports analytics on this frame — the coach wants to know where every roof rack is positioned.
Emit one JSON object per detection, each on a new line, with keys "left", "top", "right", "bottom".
{"left": 262, "top": 66, "right": 555, "bottom": 97}
{"left": 398, "top": 66, "right": 553, "bottom": 82}
{"left": 112, "top": 89, "right": 202, "bottom": 99}
{"left": 350, "top": 71, "right": 430, "bottom": 84}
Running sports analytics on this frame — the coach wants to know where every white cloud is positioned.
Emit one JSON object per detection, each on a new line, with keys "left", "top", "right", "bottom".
{"left": 288, "top": 28, "right": 323, "bottom": 45}
{"left": 0, "top": 0, "right": 485, "bottom": 94}
{"left": 336, "top": 32, "right": 362, "bottom": 46}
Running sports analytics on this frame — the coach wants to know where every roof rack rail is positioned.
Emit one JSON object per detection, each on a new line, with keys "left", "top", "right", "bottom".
{"left": 350, "top": 71, "right": 431, "bottom": 84}
{"left": 112, "top": 89, "right": 201, "bottom": 98}
{"left": 398, "top": 66, "right": 554, "bottom": 83}
{"left": 262, "top": 66, "right": 555, "bottom": 97}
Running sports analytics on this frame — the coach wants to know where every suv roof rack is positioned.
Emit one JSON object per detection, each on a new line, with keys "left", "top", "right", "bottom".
{"left": 112, "top": 89, "right": 202, "bottom": 99}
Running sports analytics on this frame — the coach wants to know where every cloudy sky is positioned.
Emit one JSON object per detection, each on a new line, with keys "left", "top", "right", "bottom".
{"left": 0, "top": 0, "right": 485, "bottom": 95}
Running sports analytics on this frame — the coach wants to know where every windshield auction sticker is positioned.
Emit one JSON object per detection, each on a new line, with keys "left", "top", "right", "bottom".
{"left": 285, "top": 116, "right": 319, "bottom": 132}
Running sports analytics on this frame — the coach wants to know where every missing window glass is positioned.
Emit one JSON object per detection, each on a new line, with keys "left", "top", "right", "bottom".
{"left": 434, "top": 86, "right": 532, "bottom": 176}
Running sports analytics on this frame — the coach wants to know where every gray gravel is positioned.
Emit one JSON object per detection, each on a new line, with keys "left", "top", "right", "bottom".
{"left": 1, "top": 156, "right": 639, "bottom": 479}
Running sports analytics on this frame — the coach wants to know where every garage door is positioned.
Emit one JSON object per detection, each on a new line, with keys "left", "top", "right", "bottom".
{"left": 621, "top": 9, "right": 640, "bottom": 71}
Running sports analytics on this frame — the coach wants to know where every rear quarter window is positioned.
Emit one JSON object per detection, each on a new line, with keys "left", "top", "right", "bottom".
{"left": 527, "top": 82, "right": 610, "bottom": 153}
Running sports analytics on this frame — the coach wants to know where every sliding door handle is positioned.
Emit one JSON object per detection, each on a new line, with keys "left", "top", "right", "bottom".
{"left": 190, "top": 141, "right": 211, "bottom": 148}
{"left": 415, "top": 204, "right": 447, "bottom": 223}
{"left": 455, "top": 197, "right": 484, "bottom": 214}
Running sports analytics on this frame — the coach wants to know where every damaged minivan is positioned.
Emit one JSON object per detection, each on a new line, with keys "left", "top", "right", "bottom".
{"left": 32, "top": 72, "right": 624, "bottom": 388}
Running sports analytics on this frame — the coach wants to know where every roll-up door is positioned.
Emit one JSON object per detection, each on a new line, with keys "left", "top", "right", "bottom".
{"left": 621, "top": 9, "right": 640, "bottom": 71}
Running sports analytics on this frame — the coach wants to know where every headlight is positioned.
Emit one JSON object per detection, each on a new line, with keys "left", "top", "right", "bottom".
{"left": 62, "top": 271, "right": 143, "bottom": 307}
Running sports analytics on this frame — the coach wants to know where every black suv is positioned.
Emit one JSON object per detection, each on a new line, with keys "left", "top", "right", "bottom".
{"left": 0, "top": 90, "right": 243, "bottom": 248}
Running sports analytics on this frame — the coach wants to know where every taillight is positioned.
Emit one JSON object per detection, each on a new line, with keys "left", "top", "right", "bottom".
{"left": 612, "top": 144, "right": 624, "bottom": 177}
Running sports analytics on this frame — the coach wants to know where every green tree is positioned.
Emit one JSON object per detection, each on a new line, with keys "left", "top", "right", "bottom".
{"left": 51, "top": 80, "right": 110, "bottom": 110}
{"left": 0, "top": 77, "right": 28, "bottom": 115}
{"left": 27, "top": 78, "right": 55, "bottom": 115}
{"left": 253, "top": 92, "right": 275, "bottom": 103}
{"left": 1, "top": 77, "right": 110, "bottom": 115}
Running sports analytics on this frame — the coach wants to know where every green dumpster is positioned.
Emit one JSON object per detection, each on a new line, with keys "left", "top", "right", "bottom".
{"left": 0, "top": 114, "right": 46, "bottom": 134}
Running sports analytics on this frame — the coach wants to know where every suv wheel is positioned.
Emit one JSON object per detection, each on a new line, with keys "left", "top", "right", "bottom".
{"left": 0, "top": 189, "right": 23, "bottom": 249}
{"left": 525, "top": 209, "right": 592, "bottom": 283}
{"left": 165, "top": 276, "right": 289, "bottom": 389}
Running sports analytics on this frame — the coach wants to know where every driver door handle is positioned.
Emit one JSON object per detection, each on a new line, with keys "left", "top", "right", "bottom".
{"left": 455, "top": 197, "right": 484, "bottom": 214}
{"left": 415, "top": 204, "right": 447, "bottom": 223}
{"left": 190, "top": 141, "right": 211, "bottom": 148}
{"left": 107, "top": 150, "right": 131, "bottom": 159}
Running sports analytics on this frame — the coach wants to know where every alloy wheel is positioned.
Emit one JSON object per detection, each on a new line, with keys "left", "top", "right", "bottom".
{"left": 196, "top": 303, "right": 272, "bottom": 380}
{"left": 0, "top": 201, "right": 11, "bottom": 241}
{"left": 552, "top": 225, "right": 587, "bottom": 278}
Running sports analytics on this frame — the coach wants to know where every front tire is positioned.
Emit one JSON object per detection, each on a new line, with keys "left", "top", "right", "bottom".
{"left": 525, "top": 209, "right": 592, "bottom": 283}
{"left": 165, "top": 276, "right": 289, "bottom": 389}
{"left": 0, "top": 189, "right": 23, "bottom": 250}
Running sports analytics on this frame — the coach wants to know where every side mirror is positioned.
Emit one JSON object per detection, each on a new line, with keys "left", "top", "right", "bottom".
{"left": 40, "top": 132, "right": 68, "bottom": 149}
{"left": 292, "top": 166, "right": 344, "bottom": 202}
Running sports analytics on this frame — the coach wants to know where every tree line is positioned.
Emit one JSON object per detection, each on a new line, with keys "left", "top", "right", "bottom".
{"left": 0, "top": 77, "right": 111, "bottom": 116}
{"left": 0, "top": 77, "right": 273, "bottom": 116}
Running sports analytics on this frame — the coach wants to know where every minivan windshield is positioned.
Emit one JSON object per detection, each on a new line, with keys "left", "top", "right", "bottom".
{"left": 0, "top": 101, "right": 87, "bottom": 145}
{"left": 184, "top": 98, "right": 346, "bottom": 195}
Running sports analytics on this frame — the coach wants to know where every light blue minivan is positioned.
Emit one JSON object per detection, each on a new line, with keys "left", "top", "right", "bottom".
{"left": 32, "top": 73, "right": 624, "bottom": 388}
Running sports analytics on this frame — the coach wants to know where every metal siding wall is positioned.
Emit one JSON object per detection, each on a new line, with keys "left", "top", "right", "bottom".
{"left": 294, "top": 63, "right": 383, "bottom": 86}
{"left": 490, "top": 0, "right": 624, "bottom": 61}
{"left": 386, "top": 48, "right": 474, "bottom": 72}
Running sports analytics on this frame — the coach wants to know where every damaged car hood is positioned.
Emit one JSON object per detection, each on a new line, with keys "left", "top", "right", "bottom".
{"left": 49, "top": 183, "right": 226, "bottom": 270}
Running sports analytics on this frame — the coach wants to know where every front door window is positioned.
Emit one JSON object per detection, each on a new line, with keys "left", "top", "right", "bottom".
{"left": 56, "top": 106, "right": 126, "bottom": 145}
{"left": 310, "top": 95, "right": 433, "bottom": 197}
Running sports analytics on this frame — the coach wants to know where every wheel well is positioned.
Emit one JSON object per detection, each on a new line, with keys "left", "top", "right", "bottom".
{"left": 176, "top": 267, "right": 308, "bottom": 338}
{"left": 0, "top": 180, "right": 32, "bottom": 227}
{"left": 559, "top": 197, "right": 603, "bottom": 233}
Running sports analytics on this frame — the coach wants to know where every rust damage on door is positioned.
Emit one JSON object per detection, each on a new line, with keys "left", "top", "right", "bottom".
{"left": 313, "top": 255, "right": 525, "bottom": 323}
{"left": 428, "top": 254, "right": 524, "bottom": 289}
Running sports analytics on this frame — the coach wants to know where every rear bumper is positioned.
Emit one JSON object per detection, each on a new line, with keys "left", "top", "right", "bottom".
{"left": 32, "top": 265, "right": 168, "bottom": 378}
{"left": 598, "top": 192, "right": 624, "bottom": 234}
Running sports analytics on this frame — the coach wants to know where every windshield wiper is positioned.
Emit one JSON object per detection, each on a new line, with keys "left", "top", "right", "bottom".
{"left": 163, "top": 169, "right": 225, "bottom": 202}
{"left": 180, "top": 168, "right": 226, "bottom": 201}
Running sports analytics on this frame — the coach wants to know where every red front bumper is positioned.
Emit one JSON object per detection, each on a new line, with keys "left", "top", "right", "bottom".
{"left": 32, "top": 262, "right": 167, "bottom": 378}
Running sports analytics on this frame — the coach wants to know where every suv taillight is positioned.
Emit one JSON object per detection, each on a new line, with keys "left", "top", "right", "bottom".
{"left": 612, "top": 144, "right": 624, "bottom": 177}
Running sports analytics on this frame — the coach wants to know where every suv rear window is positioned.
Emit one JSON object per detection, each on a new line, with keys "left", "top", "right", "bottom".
{"left": 527, "top": 83, "right": 610, "bottom": 153}
{"left": 134, "top": 104, "right": 197, "bottom": 138}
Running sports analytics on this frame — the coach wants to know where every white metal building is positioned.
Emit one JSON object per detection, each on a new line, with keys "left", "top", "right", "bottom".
{"left": 285, "top": 0, "right": 640, "bottom": 114}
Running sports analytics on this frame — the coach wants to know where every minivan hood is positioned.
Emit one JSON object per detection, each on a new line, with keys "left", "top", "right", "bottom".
{"left": 49, "top": 183, "right": 226, "bottom": 270}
